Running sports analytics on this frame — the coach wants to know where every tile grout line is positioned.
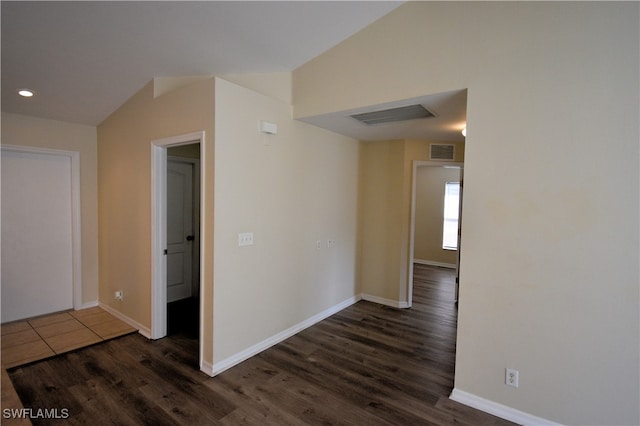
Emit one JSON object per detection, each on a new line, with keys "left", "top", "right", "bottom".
{"left": 74, "top": 312, "right": 136, "bottom": 340}
{"left": 30, "top": 315, "right": 103, "bottom": 355}
{"left": 73, "top": 316, "right": 106, "bottom": 344}
{"left": 27, "top": 320, "right": 57, "bottom": 356}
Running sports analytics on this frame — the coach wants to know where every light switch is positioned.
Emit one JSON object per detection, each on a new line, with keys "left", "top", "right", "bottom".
{"left": 238, "top": 232, "right": 254, "bottom": 246}
{"left": 259, "top": 121, "right": 277, "bottom": 135}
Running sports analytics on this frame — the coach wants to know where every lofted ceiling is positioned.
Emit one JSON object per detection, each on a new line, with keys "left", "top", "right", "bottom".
{"left": 2, "top": 1, "right": 465, "bottom": 142}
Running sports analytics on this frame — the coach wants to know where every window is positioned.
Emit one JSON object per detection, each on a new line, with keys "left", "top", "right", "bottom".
{"left": 442, "top": 182, "right": 460, "bottom": 250}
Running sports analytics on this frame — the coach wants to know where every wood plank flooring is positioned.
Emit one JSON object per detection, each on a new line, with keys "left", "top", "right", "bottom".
{"left": 7, "top": 265, "right": 515, "bottom": 425}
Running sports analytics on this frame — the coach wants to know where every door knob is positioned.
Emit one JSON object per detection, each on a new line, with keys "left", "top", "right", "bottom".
{"left": 186, "top": 235, "right": 195, "bottom": 241}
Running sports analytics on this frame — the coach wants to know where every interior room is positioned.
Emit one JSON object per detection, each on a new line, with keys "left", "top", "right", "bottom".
{"left": 1, "top": 2, "right": 638, "bottom": 425}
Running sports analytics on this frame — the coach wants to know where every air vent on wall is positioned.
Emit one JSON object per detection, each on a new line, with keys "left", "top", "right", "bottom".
{"left": 350, "top": 104, "right": 436, "bottom": 125}
{"left": 429, "top": 144, "right": 455, "bottom": 161}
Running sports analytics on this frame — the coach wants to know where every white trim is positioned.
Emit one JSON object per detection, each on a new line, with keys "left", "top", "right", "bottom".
{"left": 210, "top": 295, "right": 361, "bottom": 376}
{"left": 413, "top": 259, "right": 457, "bottom": 269}
{"left": 77, "top": 301, "right": 99, "bottom": 310}
{"left": 68, "top": 150, "right": 82, "bottom": 310}
{"left": 0, "top": 145, "right": 83, "bottom": 312}
{"left": 361, "top": 293, "right": 410, "bottom": 309}
{"left": 450, "top": 389, "right": 564, "bottom": 426}
{"left": 99, "top": 302, "right": 151, "bottom": 338}
{"left": 150, "top": 132, "right": 205, "bottom": 365}
{"left": 408, "top": 160, "right": 463, "bottom": 307}
{"left": 197, "top": 140, "right": 206, "bottom": 371}
{"left": 200, "top": 360, "right": 214, "bottom": 376}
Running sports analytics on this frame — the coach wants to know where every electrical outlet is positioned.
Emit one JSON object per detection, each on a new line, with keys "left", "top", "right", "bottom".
{"left": 316, "top": 240, "right": 322, "bottom": 249}
{"left": 506, "top": 368, "right": 519, "bottom": 388}
{"left": 114, "top": 290, "right": 123, "bottom": 301}
{"left": 327, "top": 239, "right": 335, "bottom": 248}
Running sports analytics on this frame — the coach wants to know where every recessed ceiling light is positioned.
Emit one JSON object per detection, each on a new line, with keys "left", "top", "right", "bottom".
{"left": 18, "top": 89, "right": 35, "bottom": 97}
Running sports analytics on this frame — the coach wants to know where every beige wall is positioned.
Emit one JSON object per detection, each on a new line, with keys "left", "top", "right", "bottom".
{"left": 97, "top": 78, "right": 215, "bottom": 362}
{"left": 294, "top": 2, "right": 639, "bottom": 425}
{"left": 1, "top": 113, "right": 99, "bottom": 305}
{"left": 414, "top": 166, "right": 460, "bottom": 266}
{"left": 213, "top": 78, "right": 359, "bottom": 364}
{"left": 359, "top": 140, "right": 405, "bottom": 301}
{"left": 97, "top": 74, "right": 359, "bottom": 371}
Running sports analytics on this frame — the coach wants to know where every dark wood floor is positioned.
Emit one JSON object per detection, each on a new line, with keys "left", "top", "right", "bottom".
{"left": 8, "top": 264, "right": 515, "bottom": 425}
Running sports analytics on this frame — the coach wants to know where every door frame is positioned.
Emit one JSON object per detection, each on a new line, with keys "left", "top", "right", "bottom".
{"left": 1, "top": 144, "right": 83, "bottom": 313}
{"left": 407, "top": 160, "right": 464, "bottom": 307}
{"left": 150, "top": 132, "right": 205, "bottom": 356}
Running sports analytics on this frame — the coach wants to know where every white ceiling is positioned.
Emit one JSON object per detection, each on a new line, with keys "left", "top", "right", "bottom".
{"left": 2, "top": 1, "right": 466, "bottom": 142}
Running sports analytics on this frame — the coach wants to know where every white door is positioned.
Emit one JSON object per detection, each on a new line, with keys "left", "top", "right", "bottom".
{"left": 166, "top": 160, "right": 194, "bottom": 303}
{"left": 1, "top": 149, "right": 74, "bottom": 322}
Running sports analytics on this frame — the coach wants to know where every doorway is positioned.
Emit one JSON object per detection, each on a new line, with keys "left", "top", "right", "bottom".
{"left": 408, "top": 161, "right": 463, "bottom": 307}
{"left": 150, "top": 132, "right": 204, "bottom": 365}
{"left": 166, "top": 148, "right": 201, "bottom": 338}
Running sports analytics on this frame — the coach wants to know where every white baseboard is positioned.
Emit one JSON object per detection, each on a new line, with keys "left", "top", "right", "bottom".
{"left": 77, "top": 300, "right": 99, "bottom": 310}
{"left": 210, "top": 295, "right": 362, "bottom": 376}
{"left": 450, "top": 389, "right": 563, "bottom": 426}
{"left": 98, "top": 302, "right": 152, "bottom": 339}
{"left": 361, "top": 293, "right": 410, "bottom": 309}
{"left": 200, "top": 360, "right": 214, "bottom": 376}
{"left": 414, "top": 259, "right": 456, "bottom": 269}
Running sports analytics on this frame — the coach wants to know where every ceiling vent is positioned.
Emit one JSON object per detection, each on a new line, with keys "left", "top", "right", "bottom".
{"left": 429, "top": 144, "right": 455, "bottom": 161}
{"left": 350, "top": 104, "right": 436, "bottom": 125}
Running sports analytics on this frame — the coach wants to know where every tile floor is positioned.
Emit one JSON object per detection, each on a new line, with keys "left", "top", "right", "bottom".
{"left": 1, "top": 307, "right": 137, "bottom": 369}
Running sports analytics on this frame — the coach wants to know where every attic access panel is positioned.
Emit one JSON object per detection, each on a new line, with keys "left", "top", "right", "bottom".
{"left": 350, "top": 104, "right": 436, "bottom": 125}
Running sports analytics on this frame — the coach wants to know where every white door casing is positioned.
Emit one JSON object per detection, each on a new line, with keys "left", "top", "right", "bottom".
{"left": 166, "top": 159, "right": 194, "bottom": 303}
